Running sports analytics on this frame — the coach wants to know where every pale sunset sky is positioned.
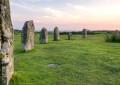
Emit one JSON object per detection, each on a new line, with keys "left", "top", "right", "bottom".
{"left": 10, "top": 0, "right": 120, "bottom": 31}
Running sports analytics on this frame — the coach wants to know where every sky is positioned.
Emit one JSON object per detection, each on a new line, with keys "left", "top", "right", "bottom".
{"left": 10, "top": 0, "right": 120, "bottom": 31}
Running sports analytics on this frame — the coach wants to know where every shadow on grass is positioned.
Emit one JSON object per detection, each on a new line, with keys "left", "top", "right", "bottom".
{"left": 14, "top": 49, "right": 38, "bottom": 54}
{"left": 53, "top": 40, "right": 61, "bottom": 41}
{"left": 64, "top": 39, "right": 75, "bottom": 40}
{"left": 36, "top": 42, "right": 50, "bottom": 44}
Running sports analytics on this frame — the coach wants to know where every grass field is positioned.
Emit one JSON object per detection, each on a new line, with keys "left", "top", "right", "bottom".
{"left": 9, "top": 32, "right": 120, "bottom": 85}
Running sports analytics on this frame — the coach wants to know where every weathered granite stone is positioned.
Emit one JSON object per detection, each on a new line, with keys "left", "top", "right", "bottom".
{"left": 21, "top": 20, "right": 35, "bottom": 51}
{"left": 54, "top": 27, "right": 60, "bottom": 41}
{"left": 115, "top": 30, "right": 119, "bottom": 35}
{"left": 0, "top": 0, "right": 14, "bottom": 85}
{"left": 68, "top": 33, "right": 72, "bottom": 40}
{"left": 82, "top": 29, "right": 87, "bottom": 38}
{"left": 39, "top": 27, "right": 48, "bottom": 44}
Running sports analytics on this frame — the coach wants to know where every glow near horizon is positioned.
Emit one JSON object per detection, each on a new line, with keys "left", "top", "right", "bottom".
{"left": 10, "top": 0, "right": 120, "bottom": 31}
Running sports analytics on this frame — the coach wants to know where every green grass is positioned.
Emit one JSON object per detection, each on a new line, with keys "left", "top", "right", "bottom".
{"left": 9, "top": 72, "right": 23, "bottom": 85}
{"left": 10, "top": 32, "right": 120, "bottom": 85}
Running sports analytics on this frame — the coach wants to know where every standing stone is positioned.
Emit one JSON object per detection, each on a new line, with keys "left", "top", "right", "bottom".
{"left": 21, "top": 20, "right": 35, "bottom": 51}
{"left": 39, "top": 27, "right": 48, "bottom": 44}
{"left": 0, "top": 0, "right": 14, "bottom": 85}
{"left": 115, "top": 30, "right": 119, "bottom": 35}
{"left": 82, "top": 29, "right": 87, "bottom": 38}
{"left": 54, "top": 27, "right": 60, "bottom": 41}
{"left": 68, "top": 33, "right": 72, "bottom": 40}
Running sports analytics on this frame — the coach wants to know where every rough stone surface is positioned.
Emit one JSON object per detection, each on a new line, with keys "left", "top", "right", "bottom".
{"left": 115, "top": 30, "right": 119, "bottom": 35}
{"left": 54, "top": 27, "right": 60, "bottom": 41}
{"left": 0, "top": 0, "right": 14, "bottom": 85}
{"left": 39, "top": 27, "right": 48, "bottom": 44}
{"left": 21, "top": 20, "right": 35, "bottom": 51}
{"left": 82, "top": 29, "right": 87, "bottom": 38}
{"left": 68, "top": 33, "right": 72, "bottom": 40}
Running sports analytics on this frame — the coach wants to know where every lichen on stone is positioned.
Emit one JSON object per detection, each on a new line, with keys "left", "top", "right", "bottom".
{"left": 0, "top": 0, "right": 14, "bottom": 85}
{"left": 0, "top": 54, "right": 4, "bottom": 59}
{"left": 21, "top": 20, "right": 35, "bottom": 51}
{"left": 54, "top": 27, "right": 60, "bottom": 41}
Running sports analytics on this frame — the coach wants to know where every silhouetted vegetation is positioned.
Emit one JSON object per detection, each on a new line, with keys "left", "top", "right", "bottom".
{"left": 14, "top": 29, "right": 114, "bottom": 35}
{"left": 105, "top": 33, "right": 120, "bottom": 43}
{"left": 14, "top": 29, "right": 21, "bottom": 35}
{"left": 60, "top": 31, "right": 102, "bottom": 35}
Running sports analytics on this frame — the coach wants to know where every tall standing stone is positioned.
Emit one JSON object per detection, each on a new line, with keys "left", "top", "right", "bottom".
{"left": 39, "top": 27, "right": 48, "bottom": 44}
{"left": 54, "top": 27, "right": 60, "bottom": 41}
{"left": 0, "top": 0, "right": 14, "bottom": 85}
{"left": 115, "top": 30, "right": 119, "bottom": 35}
{"left": 82, "top": 29, "right": 87, "bottom": 38}
{"left": 21, "top": 20, "right": 35, "bottom": 51}
{"left": 68, "top": 33, "right": 72, "bottom": 40}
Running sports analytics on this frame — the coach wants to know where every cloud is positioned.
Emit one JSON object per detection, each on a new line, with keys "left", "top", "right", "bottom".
{"left": 11, "top": 2, "right": 65, "bottom": 17}
{"left": 10, "top": 0, "right": 120, "bottom": 30}
{"left": 16, "top": 0, "right": 53, "bottom": 3}
{"left": 43, "top": 8, "right": 65, "bottom": 18}
{"left": 10, "top": 2, "right": 37, "bottom": 12}
{"left": 67, "top": 3, "right": 120, "bottom": 23}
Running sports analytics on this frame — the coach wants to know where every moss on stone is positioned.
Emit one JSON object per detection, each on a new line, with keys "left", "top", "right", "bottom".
{"left": 0, "top": 54, "right": 4, "bottom": 59}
